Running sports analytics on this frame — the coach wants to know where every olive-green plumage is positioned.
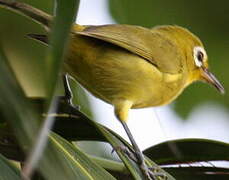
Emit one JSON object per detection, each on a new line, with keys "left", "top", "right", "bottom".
{"left": 64, "top": 24, "right": 223, "bottom": 122}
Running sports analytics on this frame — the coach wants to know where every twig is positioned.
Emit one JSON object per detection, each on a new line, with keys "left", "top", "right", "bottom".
{"left": 0, "top": 0, "right": 52, "bottom": 31}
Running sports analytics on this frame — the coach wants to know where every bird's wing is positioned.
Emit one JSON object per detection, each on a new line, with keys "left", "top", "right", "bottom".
{"left": 76, "top": 24, "right": 182, "bottom": 74}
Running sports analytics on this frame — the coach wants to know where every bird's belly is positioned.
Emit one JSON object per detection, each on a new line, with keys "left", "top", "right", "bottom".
{"left": 64, "top": 37, "right": 184, "bottom": 108}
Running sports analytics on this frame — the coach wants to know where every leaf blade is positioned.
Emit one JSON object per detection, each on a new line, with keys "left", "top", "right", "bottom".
{"left": 144, "top": 138, "right": 229, "bottom": 165}
{"left": 0, "top": 154, "right": 21, "bottom": 180}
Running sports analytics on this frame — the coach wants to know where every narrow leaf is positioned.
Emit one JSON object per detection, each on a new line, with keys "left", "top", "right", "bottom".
{"left": 144, "top": 139, "right": 229, "bottom": 165}
{"left": 45, "top": 0, "right": 79, "bottom": 98}
{"left": 46, "top": 133, "right": 116, "bottom": 180}
{"left": 164, "top": 166, "right": 229, "bottom": 180}
{"left": 0, "top": 154, "right": 21, "bottom": 180}
{"left": 22, "top": 0, "right": 80, "bottom": 178}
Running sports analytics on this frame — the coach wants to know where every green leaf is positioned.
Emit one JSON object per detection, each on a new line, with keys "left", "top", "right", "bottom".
{"left": 0, "top": 97, "right": 116, "bottom": 179}
{"left": 144, "top": 138, "right": 229, "bottom": 179}
{"left": 45, "top": 0, "right": 79, "bottom": 99}
{"left": 0, "top": 154, "right": 21, "bottom": 180}
{"left": 88, "top": 156, "right": 133, "bottom": 180}
{"left": 27, "top": 97, "right": 105, "bottom": 142}
{"left": 32, "top": 97, "right": 177, "bottom": 179}
{"left": 0, "top": 124, "right": 24, "bottom": 161}
{"left": 0, "top": 97, "right": 174, "bottom": 180}
{"left": 95, "top": 125, "right": 144, "bottom": 179}
{"left": 0, "top": 43, "right": 40, "bottom": 151}
{"left": 143, "top": 138, "right": 229, "bottom": 165}
{"left": 80, "top": 118, "right": 175, "bottom": 179}
{"left": 164, "top": 167, "right": 229, "bottom": 180}
{"left": 88, "top": 155, "right": 127, "bottom": 173}
{"left": 0, "top": 44, "right": 94, "bottom": 180}
{"left": 69, "top": 79, "right": 94, "bottom": 118}
{"left": 43, "top": 97, "right": 175, "bottom": 179}
{"left": 38, "top": 133, "right": 115, "bottom": 180}
{"left": 0, "top": 0, "right": 52, "bottom": 97}
{"left": 108, "top": 0, "right": 229, "bottom": 118}
{"left": 0, "top": 3, "right": 116, "bottom": 176}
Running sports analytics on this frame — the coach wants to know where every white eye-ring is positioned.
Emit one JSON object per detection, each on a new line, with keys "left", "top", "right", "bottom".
{"left": 193, "top": 46, "right": 207, "bottom": 67}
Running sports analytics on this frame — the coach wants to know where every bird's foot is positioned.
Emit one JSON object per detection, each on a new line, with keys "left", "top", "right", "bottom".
{"left": 141, "top": 164, "right": 168, "bottom": 180}
{"left": 112, "top": 146, "right": 167, "bottom": 180}
{"left": 148, "top": 166, "right": 168, "bottom": 180}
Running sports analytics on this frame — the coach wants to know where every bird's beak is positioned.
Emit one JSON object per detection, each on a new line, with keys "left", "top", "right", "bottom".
{"left": 201, "top": 67, "right": 225, "bottom": 94}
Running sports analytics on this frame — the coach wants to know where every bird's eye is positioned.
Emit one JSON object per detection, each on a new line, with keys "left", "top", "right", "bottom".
{"left": 197, "top": 51, "right": 204, "bottom": 62}
{"left": 193, "top": 46, "right": 206, "bottom": 67}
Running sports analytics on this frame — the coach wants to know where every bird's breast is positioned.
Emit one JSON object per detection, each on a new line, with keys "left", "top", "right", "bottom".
{"left": 132, "top": 72, "right": 184, "bottom": 108}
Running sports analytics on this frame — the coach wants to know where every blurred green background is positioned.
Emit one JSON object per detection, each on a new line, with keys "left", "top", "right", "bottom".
{"left": 0, "top": 0, "right": 228, "bottom": 119}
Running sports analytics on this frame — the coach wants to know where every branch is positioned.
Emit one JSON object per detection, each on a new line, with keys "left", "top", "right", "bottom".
{"left": 0, "top": 0, "right": 52, "bottom": 31}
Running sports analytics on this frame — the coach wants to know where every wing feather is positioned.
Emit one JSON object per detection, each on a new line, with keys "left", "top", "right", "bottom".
{"left": 76, "top": 24, "right": 182, "bottom": 73}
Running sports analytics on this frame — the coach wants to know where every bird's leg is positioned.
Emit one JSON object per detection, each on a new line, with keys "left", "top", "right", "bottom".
{"left": 114, "top": 100, "right": 154, "bottom": 179}
{"left": 119, "top": 121, "right": 167, "bottom": 179}
{"left": 62, "top": 74, "right": 79, "bottom": 109}
{"left": 120, "top": 121, "right": 155, "bottom": 180}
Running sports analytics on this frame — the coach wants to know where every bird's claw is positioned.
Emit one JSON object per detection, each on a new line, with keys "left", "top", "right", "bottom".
{"left": 112, "top": 146, "right": 167, "bottom": 180}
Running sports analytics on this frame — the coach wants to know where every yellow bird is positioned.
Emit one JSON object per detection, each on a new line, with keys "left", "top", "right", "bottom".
{"left": 0, "top": 1, "right": 225, "bottom": 179}
{"left": 65, "top": 23, "right": 224, "bottom": 174}
{"left": 61, "top": 24, "right": 224, "bottom": 179}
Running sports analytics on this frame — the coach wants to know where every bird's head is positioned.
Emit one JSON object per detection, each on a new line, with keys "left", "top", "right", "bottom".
{"left": 165, "top": 26, "right": 225, "bottom": 94}
{"left": 188, "top": 43, "right": 224, "bottom": 94}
